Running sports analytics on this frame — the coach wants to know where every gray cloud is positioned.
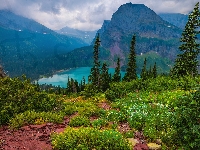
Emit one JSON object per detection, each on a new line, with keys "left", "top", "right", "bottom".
{"left": 0, "top": 0, "right": 198, "bottom": 31}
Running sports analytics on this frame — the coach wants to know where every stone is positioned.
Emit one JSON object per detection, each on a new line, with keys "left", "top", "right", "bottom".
{"left": 127, "top": 138, "right": 139, "bottom": 147}
{"left": 147, "top": 143, "right": 161, "bottom": 150}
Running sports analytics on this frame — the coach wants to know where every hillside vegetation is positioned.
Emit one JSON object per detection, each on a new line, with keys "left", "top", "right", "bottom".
{"left": 0, "top": 2, "right": 200, "bottom": 150}
{"left": 0, "top": 75, "right": 200, "bottom": 149}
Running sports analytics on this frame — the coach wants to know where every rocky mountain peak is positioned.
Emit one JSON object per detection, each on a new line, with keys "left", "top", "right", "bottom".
{"left": 108, "top": 2, "right": 180, "bottom": 38}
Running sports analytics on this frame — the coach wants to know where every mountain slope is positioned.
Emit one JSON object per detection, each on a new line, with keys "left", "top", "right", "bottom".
{"left": 0, "top": 10, "right": 52, "bottom": 33}
{"left": 0, "top": 10, "right": 88, "bottom": 79}
{"left": 159, "top": 13, "right": 188, "bottom": 29}
{"left": 56, "top": 26, "right": 97, "bottom": 44}
{"left": 93, "top": 3, "right": 182, "bottom": 69}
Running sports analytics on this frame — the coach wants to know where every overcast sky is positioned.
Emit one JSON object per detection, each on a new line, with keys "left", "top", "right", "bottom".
{"left": 0, "top": 0, "right": 198, "bottom": 31}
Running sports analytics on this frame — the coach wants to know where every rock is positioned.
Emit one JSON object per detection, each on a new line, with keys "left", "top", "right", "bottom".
{"left": 134, "top": 143, "right": 149, "bottom": 150}
{"left": 155, "top": 139, "right": 162, "bottom": 145}
{"left": 147, "top": 143, "right": 161, "bottom": 150}
{"left": 127, "top": 138, "right": 139, "bottom": 147}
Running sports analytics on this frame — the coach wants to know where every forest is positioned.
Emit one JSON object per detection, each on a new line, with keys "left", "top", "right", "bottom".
{"left": 0, "top": 2, "right": 200, "bottom": 150}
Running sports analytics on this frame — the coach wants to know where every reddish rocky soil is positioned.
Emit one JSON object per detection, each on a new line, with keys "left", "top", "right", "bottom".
{"left": 0, "top": 102, "right": 148, "bottom": 150}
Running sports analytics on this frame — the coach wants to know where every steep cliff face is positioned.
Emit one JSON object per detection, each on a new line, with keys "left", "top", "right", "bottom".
{"left": 95, "top": 3, "right": 182, "bottom": 67}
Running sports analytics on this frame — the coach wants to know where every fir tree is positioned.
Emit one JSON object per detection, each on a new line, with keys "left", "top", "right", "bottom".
{"left": 89, "top": 33, "right": 101, "bottom": 88}
{"left": 141, "top": 58, "right": 147, "bottom": 80}
{"left": 100, "top": 62, "right": 110, "bottom": 91}
{"left": 152, "top": 62, "right": 157, "bottom": 78}
{"left": 112, "top": 57, "right": 121, "bottom": 82}
{"left": 123, "top": 35, "right": 137, "bottom": 81}
{"left": 171, "top": 2, "right": 200, "bottom": 77}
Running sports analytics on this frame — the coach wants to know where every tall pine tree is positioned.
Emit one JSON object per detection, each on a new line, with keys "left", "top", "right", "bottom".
{"left": 152, "top": 62, "right": 157, "bottom": 78}
{"left": 123, "top": 35, "right": 137, "bottom": 81}
{"left": 100, "top": 62, "right": 110, "bottom": 91}
{"left": 112, "top": 57, "right": 121, "bottom": 82}
{"left": 171, "top": 2, "right": 200, "bottom": 77}
{"left": 141, "top": 58, "right": 147, "bottom": 80}
{"left": 89, "top": 33, "right": 101, "bottom": 88}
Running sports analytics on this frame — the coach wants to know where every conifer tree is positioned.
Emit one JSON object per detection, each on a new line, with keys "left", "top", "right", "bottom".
{"left": 123, "top": 35, "right": 137, "bottom": 81}
{"left": 152, "top": 62, "right": 157, "bottom": 78}
{"left": 148, "top": 66, "right": 152, "bottom": 78}
{"left": 141, "top": 58, "right": 147, "bottom": 80}
{"left": 171, "top": 2, "right": 200, "bottom": 77}
{"left": 112, "top": 57, "right": 121, "bottom": 82}
{"left": 89, "top": 33, "right": 101, "bottom": 88}
{"left": 100, "top": 62, "right": 110, "bottom": 91}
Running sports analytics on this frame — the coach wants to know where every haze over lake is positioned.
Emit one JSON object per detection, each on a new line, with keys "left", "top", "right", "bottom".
{"left": 38, "top": 67, "right": 126, "bottom": 88}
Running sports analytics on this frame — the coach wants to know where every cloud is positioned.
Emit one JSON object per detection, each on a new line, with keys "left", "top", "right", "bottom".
{"left": 0, "top": 0, "right": 199, "bottom": 31}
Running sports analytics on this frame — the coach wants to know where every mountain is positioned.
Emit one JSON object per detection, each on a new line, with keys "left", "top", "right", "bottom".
{"left": 0, "top": 10, "right": 88, "bottom": 79}
{"left": 159, "top": 13, "right": 188, "bottom": 29}
{"left": 0, "top": 10, "right": 52, "bottom": 33}
{"left": 56, "top": 26, "right": 97, "bottom": 44}
{"left": 50, "top": 3, "right": 180, "bottom": 74}
{"left": 92, "top": 3, "right": 182, "bottom": 69}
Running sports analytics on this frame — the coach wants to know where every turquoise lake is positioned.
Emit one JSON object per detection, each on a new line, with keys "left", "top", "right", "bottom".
{"left": 38, "top": 67, "right": 126, "bottom": 88}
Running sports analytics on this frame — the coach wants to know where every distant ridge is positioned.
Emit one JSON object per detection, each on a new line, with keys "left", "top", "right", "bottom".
{"left": 159, "top": 13, "right": 188, "bottom": 29}
{"left": 0, "top": 10, "right": 52, "bottom": 33}
{"left": 56, "top": 26, "right": 97, "bottom": 44}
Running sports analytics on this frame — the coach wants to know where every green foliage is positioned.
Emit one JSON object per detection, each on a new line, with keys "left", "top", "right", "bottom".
{"left": 62, "top": 99, "right": 104, "bottom": 118}
{"left": 69, "top": 116, "right": 90, "bottom": 127}
{"left": 106, "top": 110, "right": 127, "bottom": 123}
{"left": 9, "top": 110, "right": 63, "bottom": 129}
{"left": 105, "top": 76, "right": 200, "bottom": 101}
{"left": 112, "top": 57, "right": 121, "bottom": 82}
{"left": 123, "top": 35, "right": 137, "bottom": 81}
{"left": 81, "top": 83, "right": 98, "bottom": 97}
{"left": 0, "top": 76, "right": 63, "bottom": 125}
{"left": 152, "top": 62, "right": 157, "bottom": 78}
{"left": 51, "top": 127, "right": 131, "bottom": 150}
{"left": 89, "top": 33, "right": 101, "bottom": 89}
{"left": 100, "top": 62, "right": 110, "bottom": 91}
{"left": 136, "top": 51, "right": 173, "bottom": 74}
{"left": 141, "top": 58, "right": 147, "bottom": 80}
{"left": 171, "top": 2, "right": 200, "bottom": 77}
{"left": 91, "top": 118, "right": 108, "bottom": 129}
{"left": 172, "top": 90, "right": 200, "bottom": 149}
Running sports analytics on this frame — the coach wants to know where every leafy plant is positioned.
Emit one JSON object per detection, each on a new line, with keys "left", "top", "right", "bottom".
{"left": 9, "top": 110, "right": 63, "bottom": 129}
{"left": 51, "top": 127, "right": 131, "bottom": 150}
{"left": 69, "top": 116, "right": 90, "bottom": 127}
{"left": 172, "top": 90, "right": 200, "bottom": 149}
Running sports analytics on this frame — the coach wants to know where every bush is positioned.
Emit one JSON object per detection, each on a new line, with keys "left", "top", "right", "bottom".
{"left": 51, "top": 127, "right": 131, "bottom": 150}
{"left": 69, "top": 116, "right": 90, "bottom": 127}
{"left": 9, "top": 110, "right": 63, "bottom": 129}
{"left": 0, "top": 76, "right": 63, "bottom": 125}
{"left": 105, "top": 76, "right": 200, "bottom": 101}
{"left": 172, "top": 90, "right": 200, "bottom": 149}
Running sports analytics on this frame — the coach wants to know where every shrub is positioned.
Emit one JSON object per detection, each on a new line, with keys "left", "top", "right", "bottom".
{"left": 51, "top": 127, "right": 131, "bottom": 150}
{"left": 172, "top": 90, "right": 200, "bottom": 149}
{"left": 0, "top": 76, "right": 63, "bottom": 125}
{"left": 69, "top": 116, "right": 90, "bottom": 127}
{"left": 9, "top": 110, "right": 63, "bottom": 129}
